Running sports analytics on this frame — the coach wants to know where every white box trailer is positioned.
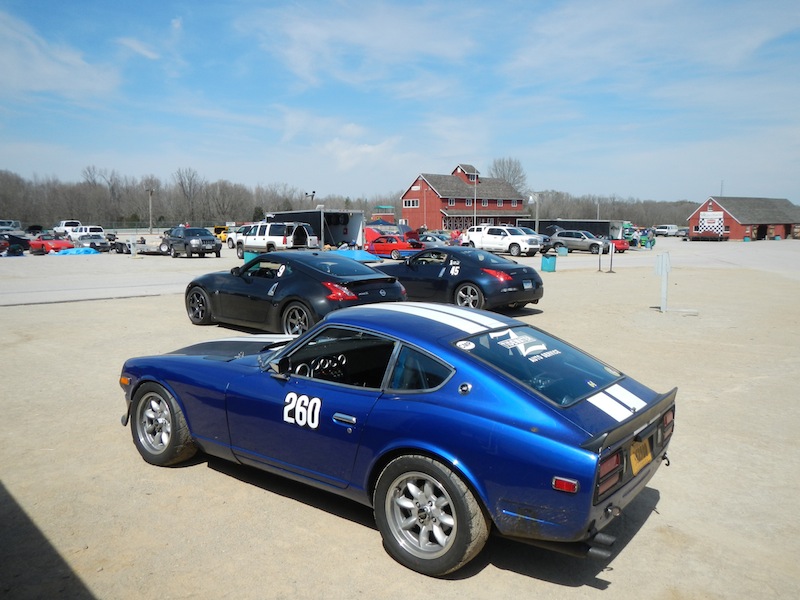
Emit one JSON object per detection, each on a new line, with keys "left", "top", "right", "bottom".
{"left": 265, "top": 209, "right": 365, "bottom": 248}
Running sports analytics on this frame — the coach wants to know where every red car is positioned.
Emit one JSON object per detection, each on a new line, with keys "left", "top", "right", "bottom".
{"left": 610, "top": 239, "right": 630, "bottom": 253}
{"left": 29, "top": 233, "right": 74, "bottom": 254}
{"left": 367, "top": 235, "right": 423, "bottom": 260}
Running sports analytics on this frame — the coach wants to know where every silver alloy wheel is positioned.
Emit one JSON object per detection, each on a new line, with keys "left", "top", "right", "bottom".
{"left": 383, "top": 470, "right": 456, "bottom": 560}
{"left": 136, "top": 392, "right": 172, "bottom": 456}
{"left": 282, "top": 303, "right": 311, "bottom": 335}
{"left": 509, "top": 243, "right": 521, "bottom": 256}
{"left": 455, "top": 283, "right": 483, "bottom": 308}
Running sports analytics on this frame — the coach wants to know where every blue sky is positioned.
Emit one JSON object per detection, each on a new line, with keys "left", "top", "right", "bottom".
{"left": 1, "top": 0, "right": 798, "bottom": 202}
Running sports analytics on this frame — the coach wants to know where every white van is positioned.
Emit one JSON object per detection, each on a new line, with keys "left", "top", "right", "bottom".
{"left": 655, "top": 224, "right": 679, "bottom": 236}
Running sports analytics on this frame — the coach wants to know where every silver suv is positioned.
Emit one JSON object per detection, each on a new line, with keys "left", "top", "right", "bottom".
{"left": 550, "top": 230, "right": 610, "bottom": 254}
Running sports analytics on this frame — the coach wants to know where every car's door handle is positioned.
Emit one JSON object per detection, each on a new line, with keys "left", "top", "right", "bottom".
{"left": 333, "top": 412, "right": 356, "bottom": 425}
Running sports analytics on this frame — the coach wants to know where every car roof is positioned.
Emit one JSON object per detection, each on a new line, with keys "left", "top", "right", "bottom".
{"left": 324, "top": 302, "right": 520, "bottom": 344}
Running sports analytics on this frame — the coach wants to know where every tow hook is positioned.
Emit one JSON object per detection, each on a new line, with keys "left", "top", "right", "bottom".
{"left": 662, "top": 452, "right": 670, "bottom": 467}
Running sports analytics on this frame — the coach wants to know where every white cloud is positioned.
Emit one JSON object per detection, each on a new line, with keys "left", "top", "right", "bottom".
{"left": 0, "top": 11, "right": 119, "bottom": 99}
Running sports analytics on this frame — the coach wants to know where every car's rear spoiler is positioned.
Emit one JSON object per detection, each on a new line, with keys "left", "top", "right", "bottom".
{"left": 580, "top": 387, "right": 677, "bottom": 454}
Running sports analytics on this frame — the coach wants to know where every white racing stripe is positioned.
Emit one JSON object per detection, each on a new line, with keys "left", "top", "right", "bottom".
{"left": 588, "top": 392, "right": 632, "bottom": 422}
{"left": 606, "top": 383, "right": 648, "bottom": 411}
{"left": 358, "top": 302, "right": 505, "bottom": 334}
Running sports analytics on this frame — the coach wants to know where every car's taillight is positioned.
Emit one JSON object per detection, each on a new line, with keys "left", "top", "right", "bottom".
{"left": 662, "top": 408, "right": 675, "bottom": 441}
{"left": 597, "top": 450, "right": 623, "bottom": 498}
{"left": 322, "top": 281, "right": 358, "bottom": 301}
{"left": 481, "top": 268, "right": 512, "bottom": 282}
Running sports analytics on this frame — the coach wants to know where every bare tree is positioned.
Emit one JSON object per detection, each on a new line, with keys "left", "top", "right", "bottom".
{"left": 487, "top": 157, "right": 528, "bottom": 193}
{"left": 173, "top": 167, "right": 205, "bottom": 224}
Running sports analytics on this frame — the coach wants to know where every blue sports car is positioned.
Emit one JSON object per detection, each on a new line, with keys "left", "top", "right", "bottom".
{"left": 375, "top": 246, "right": 543, "bottom": 310}
{"left": 119, "top": 303, "right": 675, "bottom": 576}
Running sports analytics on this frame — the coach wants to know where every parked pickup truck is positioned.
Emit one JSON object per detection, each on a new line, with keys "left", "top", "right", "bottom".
{"left": 53, "top": 220, "right": 82, "bottom": 237}
{"left": 236, "top": 221, "right": 319, "bottom": 259}
{"left": 461, "top": 225, "right": 541, "bottom": 257}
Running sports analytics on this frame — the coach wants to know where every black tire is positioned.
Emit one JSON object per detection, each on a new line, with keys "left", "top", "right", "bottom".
{"left": 526, "top": 250, "right": 537, "bottom": 257}
{"left": 199, "top": 252, "right": 205, "bottom": 258}
{"left": 281, "top": 302, "right": 314, "bottom": 335}
{"left": 454, "top": 283, "right": 484, "bottom": 309}
{"left": 186, "top": 286, "right": 214, "bottom": 325}
{"left": 159, "top": 241, "right": 170, "bottom": 254}
{"left": 186, "top": 248, "right": 192, "bottom": 258}
{"left": 171, "top": 246, "right": 179, "bottom": 258}
{"left": 553, "top": 242, "right": 564, "bottom": 251}
{"left": 374, "top": 455, "right": 489, "bottom": 577}
{"left": 590, "top": 244, "right": 600, "bottom": 254}
{"left": 391, "top": 249, "right": 402, "bottom": 260}
{"left": 130, "top": 382, "right": 196, "bottom": 467}
{"left": 236, "top": 244, "right": 244, "bottom": 259}
{"left": 215, "top": 250, "right": 221, "bottom": 257}
{"left": 509, "top": 243, "right": 521, "bottom": 257}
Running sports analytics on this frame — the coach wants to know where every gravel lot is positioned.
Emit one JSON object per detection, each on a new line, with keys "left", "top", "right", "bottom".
{"left": 1, "top": 238, "right": 799, "bottom": 599}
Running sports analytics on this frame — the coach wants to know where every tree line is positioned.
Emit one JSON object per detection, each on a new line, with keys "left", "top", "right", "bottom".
{"left": 0, "top": 164, "right": 698, "bottom": 231}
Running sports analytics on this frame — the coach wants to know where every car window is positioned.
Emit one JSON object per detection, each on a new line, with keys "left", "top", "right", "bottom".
{"left": 506, "top": 228, "right": 524, "bottom": 235}
{"left": 456, "top": 326, "right": 621, "bottom": 407}
{"left": 243, "top": 259, "right": 290, "bottom": 279}
{"left": 388, "top": 346, "right": 453, "bottom": 391}
{"left": 304, "top": 256, "right": 381, "bottom": 276}
{"left": 269, "top": 224, "right": 286, "bottom": 236}
{"left": 288, "top": 327, "right": 396, "bottom": 389}
{"left": 411, "top": 250, "right": 447, "bottom": 265}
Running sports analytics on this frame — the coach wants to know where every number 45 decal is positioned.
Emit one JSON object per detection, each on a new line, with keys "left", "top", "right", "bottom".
{"left": 450, "top": 265, "right": 460, "bottom": 276}
{"left": 283, "top": 392, "right": 322, "bottom": 429}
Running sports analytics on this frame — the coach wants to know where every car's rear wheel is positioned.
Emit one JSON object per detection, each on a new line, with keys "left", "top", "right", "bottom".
{"left": 374, "top": 455, "right": 489, "bottom": 577}
{"left": 454, "top": 283, "right": 484, "bottom": 309}
{"left": 553, "top": 242, "right": 564, "bottom": 251}
{"left": 509, "top": 243, "right": 521, "bottom": 257}
{"left": 282, "top": 302, "right": 313, "bottom": 335}
{"left": 130, "top": 383, "right": 196, "bottom": 466}
{"left": 186, "top": 286, "right": 213, "bottom": 325}
{"left": 391, "top": 249, "right": 402, "bottom": 260}
{"left": 227, "top": 238, "right": 235, "bottom": 249}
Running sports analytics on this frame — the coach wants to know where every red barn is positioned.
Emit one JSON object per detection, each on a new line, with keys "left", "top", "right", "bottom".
{"left": 687, "top": 196, "right": 800, "bottom": 241}
{"left": 400, "top": 164, "right": 526, "bottom": 231}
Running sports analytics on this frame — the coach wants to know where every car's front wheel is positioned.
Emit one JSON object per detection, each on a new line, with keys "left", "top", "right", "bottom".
{"left": 186, "top": 286, "right": 213, "bottom": 325}
{"left": 509, "top": 243, "right": 521, "bottom": 257}
{"left": 281, "top": 302, "right": 313, "bottom": 335}
{"left": 590, "top": 244, "right": 600, "bottom": 254}
{"left": 374, "top": 455, "right": 489, "bottom": 577}
{"left": 130, "top": 383, "right": 196, "bottom": 466}
{"left": 454, "top": 283, "right": 484, "bottom": 309}
{"left": 236, "top": 245, "right": 244, "bottom": 259}
{"left": 170, "top": 246, "right": 179, "bottom": 258}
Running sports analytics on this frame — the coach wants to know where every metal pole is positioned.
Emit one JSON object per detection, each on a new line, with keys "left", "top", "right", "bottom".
{"left": 473, "top": 173, "right": 477, "bottom": 227}
{"left": 146, "top": 188, "right": 154, "bottom": 234}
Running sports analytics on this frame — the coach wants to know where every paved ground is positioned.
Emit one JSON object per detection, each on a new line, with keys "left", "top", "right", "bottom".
{"left": 1, "top": 237, "right": 799, "bottom": 599}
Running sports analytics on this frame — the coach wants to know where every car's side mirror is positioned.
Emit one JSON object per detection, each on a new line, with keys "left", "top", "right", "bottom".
{"left": 269, "top": 356, "right": 291, "bottom": 380}
{"left": 230, "top": 266, "right": 241, "bottom": 276}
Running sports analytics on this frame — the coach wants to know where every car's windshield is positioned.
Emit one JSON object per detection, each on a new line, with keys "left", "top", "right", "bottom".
{"left": 581, "top": 230, "right": 599, "bottom": 239}
{"left": 185, "top": 228, "right": 211, "bottom": 237}
{"left": 456, "top": 326, "right": 621, "bottom": 406}
{"left": 506, "top": 228, "right": 525, "bottom": 235}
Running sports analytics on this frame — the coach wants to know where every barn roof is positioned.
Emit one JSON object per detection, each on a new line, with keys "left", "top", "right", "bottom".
{"left": 693, "top": 197, "right": 800, "bottom": 224}
{"left": 420, "top": 173, "right": 525, "bottom": 201}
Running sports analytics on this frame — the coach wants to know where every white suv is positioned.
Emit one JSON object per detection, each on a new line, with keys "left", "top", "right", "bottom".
{"left": 462, "top": 225, "right": 541, "bottom": 256}
{"left": 69, "top": 225, "right": 106, "bottom": 241}
{"left": 236, "top": 221, "right": 319, "bottom": 258}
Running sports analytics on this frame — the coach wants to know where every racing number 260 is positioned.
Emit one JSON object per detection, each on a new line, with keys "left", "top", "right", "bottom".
{"left": 283, "top": 392, "right": 322, "bottom": 429}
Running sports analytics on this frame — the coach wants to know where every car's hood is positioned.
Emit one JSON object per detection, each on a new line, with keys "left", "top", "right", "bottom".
{"left": 168, "top": 334, "right": 295, "bottom": 360}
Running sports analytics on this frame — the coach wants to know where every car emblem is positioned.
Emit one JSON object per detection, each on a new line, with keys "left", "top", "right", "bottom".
{"left": 379, "top": 289, "right": 386, "bottom": 296}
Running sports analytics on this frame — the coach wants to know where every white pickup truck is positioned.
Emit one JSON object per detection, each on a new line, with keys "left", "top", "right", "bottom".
{"left": 53, "top": 220, "right": 82, "bottom": 237}
{"left": 235, "top": 221, "right": 319, "bottom": 259}
{"left": 462, "top": 225, "right": 541, "bottom": 256}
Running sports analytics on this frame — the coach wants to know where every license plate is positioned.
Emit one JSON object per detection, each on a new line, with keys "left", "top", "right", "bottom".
{"left": 630, "top": 439, "right": 653, "bottom": 476}
{"left": 523, "top": 280, "right": 532, "bottom": 290}
{"left": 203, "top": 244, "right": 212, "bottom": 249}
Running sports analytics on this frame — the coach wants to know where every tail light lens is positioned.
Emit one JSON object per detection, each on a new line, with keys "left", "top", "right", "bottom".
{"left": 663, "top": 409, "right": 675, "bottom": 441}
{"left": 322, "top": 281, "right": 358, "bottom": 301}
{"left": 597, "top": 450, "right": 623, "bottom": 498}
{"left": 482, "top": 268, "right": 512, "bottom": 282}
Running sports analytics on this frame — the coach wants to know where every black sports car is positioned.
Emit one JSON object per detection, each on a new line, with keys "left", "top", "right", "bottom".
{"left": 185, "top": 251, "right": 407, "bottom": 334}
{"left": 376, "top": 246, "right": 543, "bottom": 310}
